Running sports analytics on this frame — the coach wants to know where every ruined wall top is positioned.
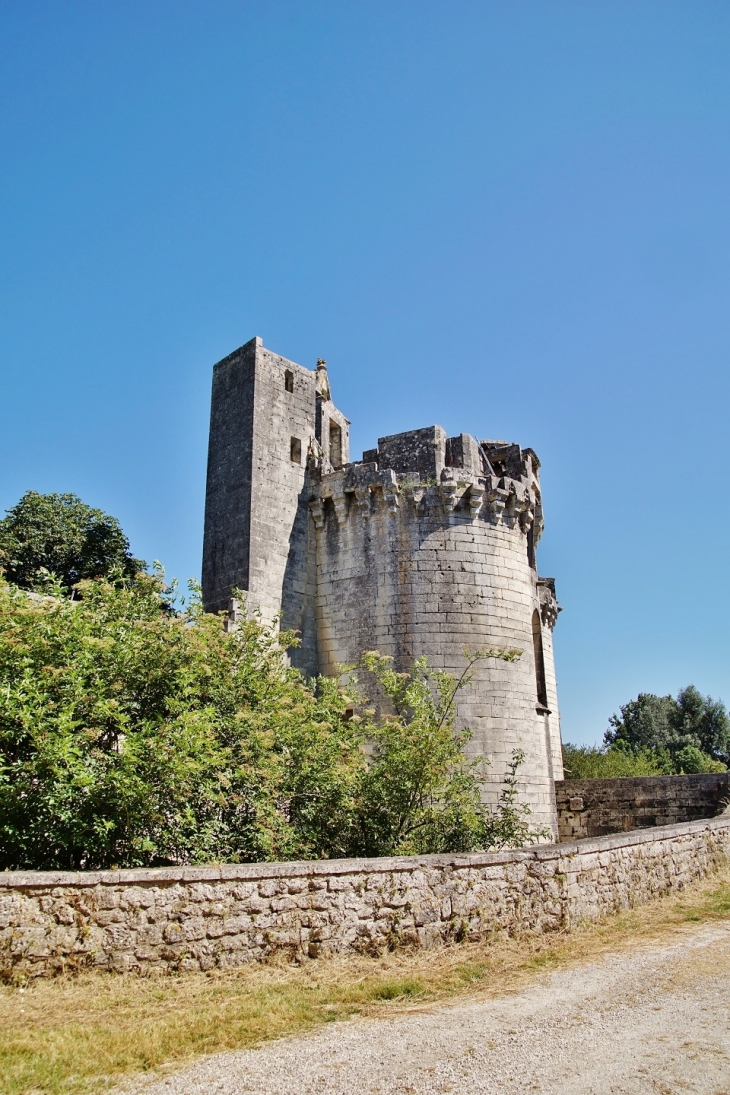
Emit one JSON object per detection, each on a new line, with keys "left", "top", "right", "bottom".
{"left": 356, "top": 426, "right": 540, "bottom": 486}
{"left": 309, "top": 425, "right": 544, "bottom": 548}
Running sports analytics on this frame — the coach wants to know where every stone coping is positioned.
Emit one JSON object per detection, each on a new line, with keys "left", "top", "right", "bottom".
{"left": 556, "top": 773, "right": 729, "bottom": 789}
{"left": 3, "top": 813, "right": 729, "bottom": 889}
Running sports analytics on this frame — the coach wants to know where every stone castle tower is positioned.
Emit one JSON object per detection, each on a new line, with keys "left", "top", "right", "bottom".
{"left": 202, "top": 337, "right": 563, "bottom": 834}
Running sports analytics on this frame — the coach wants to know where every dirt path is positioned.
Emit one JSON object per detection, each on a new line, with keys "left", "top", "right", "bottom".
{"left": 132, "top": 922, "right": 730, "bottom": 1095}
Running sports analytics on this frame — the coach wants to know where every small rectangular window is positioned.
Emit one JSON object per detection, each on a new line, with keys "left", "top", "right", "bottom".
{"left": 284, "top": 369, "right": 294, "bottom": 393}
{"left": 290, "top": 437, "right": 302, "bottom": 464}
{"left": 329, "top": 421, "right": 343, "bottom": 467}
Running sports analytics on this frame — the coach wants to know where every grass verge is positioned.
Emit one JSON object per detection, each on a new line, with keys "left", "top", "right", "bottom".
{"left": 2, "top": 870, "right": 730, "bottom": 1095}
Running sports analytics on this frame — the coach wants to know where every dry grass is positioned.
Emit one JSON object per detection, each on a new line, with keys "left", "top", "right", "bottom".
{"left": 2, "top": 871, "right": 730, "bottom": 1095}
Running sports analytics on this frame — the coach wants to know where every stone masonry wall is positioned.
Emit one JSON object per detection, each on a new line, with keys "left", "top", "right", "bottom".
{"left": 556, "top": 773, "right": 730, "bottom": 841}
{"left": 312, "top": 429, "right": 563, "bottom": 833}
{"left": 2, "top": 815, "right": 728, "bottom": 979}
{"left": 201, "top": 339, "right": 257, "bottom": 616}
{"left": 202, "top": 338, "right": 350, "bottom": 677}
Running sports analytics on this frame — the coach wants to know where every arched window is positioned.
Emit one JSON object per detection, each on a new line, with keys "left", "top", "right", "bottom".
{"left": 532, "top": 610, "right": 548, "bottom": 709}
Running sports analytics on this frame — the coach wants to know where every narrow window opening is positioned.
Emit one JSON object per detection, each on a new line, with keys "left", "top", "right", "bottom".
{"left": 290, "top": 436, "right": 302, "bottom": 464}
{"left": 532, "top": 609, "right": 548, "bottom": 709}
{"left": 284, "top": 370, "right": 294, "bottom": 393}
{"left": 329, "top": 421, "right": 343, "bottom": 467}
{"left": 527, "top": 523, "right": 536, "bottom": 569}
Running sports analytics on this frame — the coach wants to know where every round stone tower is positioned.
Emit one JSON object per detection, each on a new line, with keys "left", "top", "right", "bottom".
{"left": 310, "top": 425, "right": 563, "bottom": 836}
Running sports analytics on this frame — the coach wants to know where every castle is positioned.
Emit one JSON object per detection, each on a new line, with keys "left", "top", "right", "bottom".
{"left": 202, "top": 337, "right": 563, "bottom": 835}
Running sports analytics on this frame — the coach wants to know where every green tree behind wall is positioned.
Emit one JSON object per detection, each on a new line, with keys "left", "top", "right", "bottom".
{"left": 562, "top": 684, "right": 730, "bottom": 779}
{"left": 0, "top": 491, "right": 145, "bottom": 594}
{"left": 604, "top": 687, "right": 730, "bottom": 768}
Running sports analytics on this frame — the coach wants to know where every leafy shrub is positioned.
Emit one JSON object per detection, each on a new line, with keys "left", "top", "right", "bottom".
{"left": 672, "top": 744, "right": 726, "bottom": 774}
{"left": 562, "top": 743, "right": 670, "bottom": 779}
{"left": 0, "top": 573, "right": 541, "bottom": 870}
{"left": 351, "top": 651, "right": 548, "bottom": 857}
{"left": 562, "top": 741, "right": 725, "bottom": 779}
{"left": 0, "top": 572, "right": 367, "bottom": 869}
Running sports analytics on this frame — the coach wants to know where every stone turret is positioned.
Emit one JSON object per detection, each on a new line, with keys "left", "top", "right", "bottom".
{"left": 203, "top": 339, "right": 563, "bottom": 835}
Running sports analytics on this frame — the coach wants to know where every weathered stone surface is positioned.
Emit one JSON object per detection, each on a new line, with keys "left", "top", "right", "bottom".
{"left": 201, "top": 339, "right": 563, "bottom": 834}
{"left": 556, "top": 774, "right": 730, "bottom": 840}
{"left": 1, "top": 816, "right": 728, "bottom": 979}
{"left": 201, "top": 338, "right": 349, "bottom": 678}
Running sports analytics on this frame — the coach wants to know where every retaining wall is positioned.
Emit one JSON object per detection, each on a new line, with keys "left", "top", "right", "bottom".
{"left": 556, "top": 773, "right": 730, "bottom": 841}
{"left": 2, "top": 814, "right": 729, "bottom": 979}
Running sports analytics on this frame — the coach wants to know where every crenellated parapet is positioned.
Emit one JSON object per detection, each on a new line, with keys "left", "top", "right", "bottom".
{"left": 310, "top": 428, "right": 545, "bottom": 544}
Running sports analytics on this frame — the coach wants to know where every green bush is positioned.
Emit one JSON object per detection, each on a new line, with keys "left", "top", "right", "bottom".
{"left": 352, "top": 651, "right": 548, "bottom": 857}
{"left": 562, "top": 743, "right": 670, "bottom": 779}
{"left": 0, "top": 573, "right": 541, "bottom": 870}
{"left": 0, "top": 572, "right": 367, "bottom": 869}
{"left": 562, "top": 741, "right": 725, "bottom": 780}
{"left": 673, "top": 744, "right": 726, "bottom": 774}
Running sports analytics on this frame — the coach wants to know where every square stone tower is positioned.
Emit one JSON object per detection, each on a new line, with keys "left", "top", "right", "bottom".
{"left": 202, "top": 336, "right": 349, "bottom": 674}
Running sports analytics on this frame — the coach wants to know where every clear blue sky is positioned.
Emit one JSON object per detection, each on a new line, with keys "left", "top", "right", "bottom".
{"left": 1, "top": 2, "right": 729, "bottom": 746}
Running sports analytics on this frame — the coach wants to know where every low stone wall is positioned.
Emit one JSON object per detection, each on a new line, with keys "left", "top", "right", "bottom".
{"left": 556, "top": 773, "right": 730, "bottom": 841}
{"left": 1, "top": 815, "right": 728, "bottom": 979}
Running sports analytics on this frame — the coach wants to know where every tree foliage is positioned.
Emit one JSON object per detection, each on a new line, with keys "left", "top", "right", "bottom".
{"left": 0, "top": 573, "right": 542, "bottom": 871}
{"left": 562, "top": 743, "right": 671, "bottom": 779}
{"left": 0, "top": 491, "right": 145, "bottom": 594}
{"left": 604, "top": 686, "right": 729, "bottom": 770}
{"left": 562, "top": 685, "right": 730, "bottom": 779}
{"left": 351, "top": 651, "right": 547, "bottom": 857}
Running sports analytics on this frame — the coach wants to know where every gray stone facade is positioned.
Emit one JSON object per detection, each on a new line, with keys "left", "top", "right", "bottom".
{"left": 2, "top": 816, "right": 728, "bottom": 978}
{"left": 202, "top": 339, "right": 563, "bottom": 834}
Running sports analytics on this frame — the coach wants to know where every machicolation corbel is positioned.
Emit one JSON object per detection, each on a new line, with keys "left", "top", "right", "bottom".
{"left": 467, "top": 483, "right": 484, "bottom": 518}
{"left": 538, "top": 578, "right": 561, "bottom": 630}
{"left": 383, "top": 487, "right": 399, "bottom": 513}
{"left": 440, "top": 471, "right": 458, "bottom": 514}
{"left": 486, "top": 478, "right": 508, "bottom": 523}
{"left": 519, "top": 496, "right": 535, "bottom": 533}
{"left": 333, "top": 494, "right": 348, "bottom": 525}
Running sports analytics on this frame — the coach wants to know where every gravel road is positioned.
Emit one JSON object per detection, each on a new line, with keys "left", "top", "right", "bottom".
{"left": 132, "top": 921, "right": 730, "bottom": 1095}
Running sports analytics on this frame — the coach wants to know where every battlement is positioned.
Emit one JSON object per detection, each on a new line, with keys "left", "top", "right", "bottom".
{"left": 313, "top": 426, "right": 544, "bottom": 545}
{"left": 358, "top": 427, "right": 539, "bottom": 481}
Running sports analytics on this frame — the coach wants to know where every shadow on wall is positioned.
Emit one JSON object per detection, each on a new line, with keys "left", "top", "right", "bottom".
{"left": 281, "top": 474, "right": 318, "bottom": 677}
